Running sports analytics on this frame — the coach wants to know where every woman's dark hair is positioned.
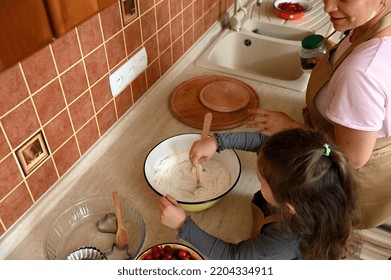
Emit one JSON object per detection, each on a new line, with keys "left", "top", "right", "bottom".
{"left": 257, "top": 128, "right": 360, "bottom": 259}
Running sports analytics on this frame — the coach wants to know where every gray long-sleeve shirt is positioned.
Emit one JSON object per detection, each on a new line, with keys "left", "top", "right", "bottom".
{"left": 176, "top": 132, "right": 300, "bottom": 260}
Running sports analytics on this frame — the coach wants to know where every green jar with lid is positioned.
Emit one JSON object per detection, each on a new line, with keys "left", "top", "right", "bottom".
{"left": 300, "top": 34, "right": 327, "bottom": 70}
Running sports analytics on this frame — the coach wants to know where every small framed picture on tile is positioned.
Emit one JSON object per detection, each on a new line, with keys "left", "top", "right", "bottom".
{"left": 16, "top": 131, "right": 49, "bottom": 176}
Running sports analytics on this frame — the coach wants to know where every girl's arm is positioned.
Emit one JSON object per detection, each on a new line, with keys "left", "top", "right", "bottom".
{"left": 159, "top": 195, "right": 299, "bottom": 260}
{"left": 189, "top": 132, "right": 268, "bottom": 166}
{"left": 177, "top": 215, "right": 299, "bottom": 260}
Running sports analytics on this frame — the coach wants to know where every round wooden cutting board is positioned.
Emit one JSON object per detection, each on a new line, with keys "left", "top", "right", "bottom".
{"left": 169, "top": 75, "right": 260, "bottom": 130}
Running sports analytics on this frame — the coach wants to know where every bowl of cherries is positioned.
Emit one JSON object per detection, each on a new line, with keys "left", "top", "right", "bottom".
{"left": 136, "top": 243, "right": 204, "bottom": 260}
{"left": 273, "top": 0, "right": 312, "bottom": 20}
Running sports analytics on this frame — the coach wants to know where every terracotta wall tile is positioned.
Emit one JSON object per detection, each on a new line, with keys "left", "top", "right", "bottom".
{"left": 172, "top": 38, "right": 184, "bottom": 64}
{"left": 1, "top": 99, "right": 40, "bottom": 148}
{"left": 139, "top": 0, "right": 155, "bottom": 14}
{"left": 156, "top": 0, "right": 170, "bottom": 30}
{"left": 76, "top": 118, "right": 99, "bottom": 155}
{"left": 194, "top": 0, "right": 203, "bottom": 20}
{"left": 51, "top": 30, "right": 81, "bottom": 74}
{"left": 203, "top": 9, "right": 213, "bottom": 31}
{"left": 211, "top": 3, "right": 221, "bottom": 22}
{"left": 68, "top": 92, "right": 95, "bottom": 131}
{"left": 159, "top": 47, "right": 173, "bottom": 76}
{"left": 183, "top": 5, "right": 193, "bottom": 31}
{"left": 158, "top": 25, "right": 171, "bottom": 53}
{"left": 33, "top": 79, "right": 66, "bottom": 125}
{"left": 0, "top": 0, "right": 231, "bottom": 234}
{"left": 0, "top": 128, "right": 10, "bottom": 160}
{"left": 204, "top": 0, "right": 213, "bottom": 11}
{"left": 0, "top": 155, "right": 23, "bottom": 200}
{"left": 115, "top": 87, "right": 133, "bottom": 118}
{"left": 0, "top": 224, "right": 4, "bottom": 236}
{"left": 140, "top": 8, "right": 157, "bottom": 42}
{"left": 0, "top": 183, "right": 33, "bottom": 229}
{"left": 77, "top": 14, "right": 103, "bottom": 56}
{"left": 100, "top": 3, "right": 123, "bottom": 40}
{"left": 194, "top": 18, "right": 203, "bottom": 41}
{"left": 52, "top": 137, "right": 80, "bottom": 176}
{"left": 184, "top": 28, "right": 194, "bottom": 52}
{"left": 170, "top": 0, "right": 182, "bottom": 18}
{"left": 146, "top": 59, "right": 161, "bottom": 88}
{"left": 84, "top": 47, "right": 108, "bottom": 85}
{"left": 26, "top": 159, "right": 58, "bottom": 201}
{"left": 171, "top": 14, "right": 183, "bottom": 43}
{"left": 44, "top": 110, "right": 73, "bottom": 152}
{"left": 0, "top": 64, "right": 29, "bottom": 117}
{"left": 183, "top": 0, "right": 193, "bottom": 8}
{"left": 144, "top": 35, "right": 159, "bottom": 63}
{"left": 105, "top": 33, "right": 127, "bottom": 70}
{"left": 132, "top": 72, "right": 148, "bottom": 102}
{"left": 124, "top": 19, "right": 143, "bottom": 56}
{"left": 61, "top": 62, "right": 89, "bottom": 104}
{"left": 91, "top": 75, "right": 112, "bottom": 112}
{"left": 21, "top": 46, "right": 57, "bottom": 94}
{"left": 97, "top": 102, "right": 117, "bottom": 136}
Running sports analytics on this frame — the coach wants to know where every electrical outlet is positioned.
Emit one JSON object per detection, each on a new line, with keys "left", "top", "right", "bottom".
{"left": 109, "top": 47, "right": 148, "bottom": 97}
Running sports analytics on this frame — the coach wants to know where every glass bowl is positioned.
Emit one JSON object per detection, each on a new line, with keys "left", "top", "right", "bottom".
{"left": 45, "top": 195, "right": 146, "bottom": 260}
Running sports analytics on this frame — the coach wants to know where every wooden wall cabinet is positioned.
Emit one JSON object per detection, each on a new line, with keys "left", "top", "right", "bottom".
{"left": 0, "top": 0, "right": 117, "bottom": 73}
{"left": 0, "top": 0, "right": 53, "bottom": 72}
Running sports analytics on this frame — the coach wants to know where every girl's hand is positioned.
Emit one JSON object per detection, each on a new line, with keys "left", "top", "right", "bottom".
{"left": 246, "top": 108, "right": 303, "bottom": 135}
{"left": 159, "top": 195, "right": 187, "bottom": 231}
{"left": 189, "top": 136, "right": 218, "bottom": 166}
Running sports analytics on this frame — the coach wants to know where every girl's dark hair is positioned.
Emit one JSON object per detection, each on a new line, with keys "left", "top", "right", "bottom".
{"left": 257, "top": 128, "right": 360, "bottom": 259}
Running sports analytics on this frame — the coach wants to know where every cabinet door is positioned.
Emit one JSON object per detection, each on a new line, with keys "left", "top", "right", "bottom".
{"left": 0, "top": 0, "right": 53, "bottom": 72}
{"left": 45, "top": 0, "right": 117, "bottom": 37}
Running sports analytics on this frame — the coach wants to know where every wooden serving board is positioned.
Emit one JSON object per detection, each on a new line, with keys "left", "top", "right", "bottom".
{"left": 169, "top": 75, "right": 260, "bottom": 130}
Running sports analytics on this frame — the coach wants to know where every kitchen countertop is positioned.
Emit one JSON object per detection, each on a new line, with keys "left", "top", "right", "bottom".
{"left": 0, "top": 19, "right": 306, "bottom": 260}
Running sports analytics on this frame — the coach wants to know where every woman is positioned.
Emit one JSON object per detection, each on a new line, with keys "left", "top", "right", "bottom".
{"left": 247, "top": 0, "right": 391, "bottom": 228}
{"left": 160, "top": 129, "right": 360, "bottom": 259}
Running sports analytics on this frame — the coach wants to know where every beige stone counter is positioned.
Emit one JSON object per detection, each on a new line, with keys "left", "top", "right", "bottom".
{"left": 0, "top": 20, "right": 305, "bottom": 260}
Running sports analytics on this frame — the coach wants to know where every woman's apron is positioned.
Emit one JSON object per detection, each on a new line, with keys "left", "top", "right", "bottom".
{"left": 305, "top": 13, "right": 391, "bottom": 229}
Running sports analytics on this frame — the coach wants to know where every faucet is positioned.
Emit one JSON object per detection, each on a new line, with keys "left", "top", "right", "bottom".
{"left": 230, "top": 0, "right": 248, "bottom": 31}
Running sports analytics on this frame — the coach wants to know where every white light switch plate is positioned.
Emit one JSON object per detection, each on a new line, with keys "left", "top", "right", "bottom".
{"left": 109, "top": 47, "right": 148, "bottom": 97}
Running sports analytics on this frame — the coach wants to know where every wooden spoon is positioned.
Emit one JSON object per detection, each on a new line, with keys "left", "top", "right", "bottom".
{"left": 112, "top": 191, "right": 129, "bottom": 248}
{"left": 195, "top": 112, "right": 213, "bottom": 189}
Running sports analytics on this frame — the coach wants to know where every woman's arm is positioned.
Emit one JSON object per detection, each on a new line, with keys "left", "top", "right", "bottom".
{"left": 333, "top": 124, "right": 378, "bottom": 169}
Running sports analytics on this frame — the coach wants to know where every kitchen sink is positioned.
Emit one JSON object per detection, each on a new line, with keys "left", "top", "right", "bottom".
{"left": 194, "top": 27, "right": 311, "bottom": 92}
{"left": 194, "top": 0, "right": 335, "bottom": 92}
{"left": 243, "top": 20, "right": 313, "bottom": 41}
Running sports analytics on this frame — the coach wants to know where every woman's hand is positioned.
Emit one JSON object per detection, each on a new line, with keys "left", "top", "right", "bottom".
{"left": 189, "top": 136, "right": 218, "bottom": 166}
{"left": 159, "top": 195, "right": 187, "bottom": 231}
{"left": 246, "top": 108, "right": 303, "bottom": 135}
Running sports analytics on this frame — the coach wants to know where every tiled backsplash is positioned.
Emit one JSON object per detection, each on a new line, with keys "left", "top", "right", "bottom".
{"left": 0, "top": 0, "right": 234, "bottom": 236}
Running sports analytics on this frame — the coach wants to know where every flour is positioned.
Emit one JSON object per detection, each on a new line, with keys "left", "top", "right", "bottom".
{"left": 154, "top": 150, "right": 231, "bottom": 202}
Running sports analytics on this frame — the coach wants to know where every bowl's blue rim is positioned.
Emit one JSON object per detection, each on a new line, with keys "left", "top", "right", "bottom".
{"left": 143, "top": 133, "right": 242, "bottom": 205}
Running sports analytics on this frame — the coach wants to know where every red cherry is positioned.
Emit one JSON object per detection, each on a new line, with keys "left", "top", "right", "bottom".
{"left": 143, "top": 253, "right": 153, "bottom": 260}
{"left": 164, "top": 245, "right": 173, "bottom": 252}
{"left": 177, "top": 249, "right": 190, "bottom": 259}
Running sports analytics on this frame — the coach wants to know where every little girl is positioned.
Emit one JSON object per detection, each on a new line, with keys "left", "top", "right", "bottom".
{"left": 159, "top": 128, "right": 360, "bottom": 259}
